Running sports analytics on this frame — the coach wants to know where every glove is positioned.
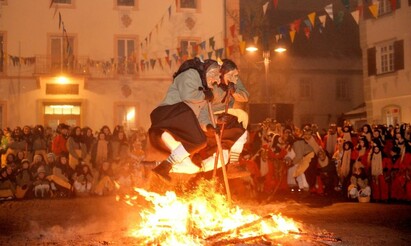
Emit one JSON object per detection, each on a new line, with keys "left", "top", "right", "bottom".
{"left": 203, "top": 89, "right": 214, "bottom": 102}
{"left": 206, "top": 124, "right": 221, "bottom": 135}
{"left": 227, "top": 82, "right": 236, "bottom": 95}
{"left": 217, "top": 113, "right": 232, "bottom": 125}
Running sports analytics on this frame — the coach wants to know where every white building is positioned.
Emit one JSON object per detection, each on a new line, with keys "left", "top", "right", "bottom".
{"left": 360, "top": 0, "right": 411, "bottom": 126}
{"left": 0, "top": 0, "right": 228, "bottom": 131}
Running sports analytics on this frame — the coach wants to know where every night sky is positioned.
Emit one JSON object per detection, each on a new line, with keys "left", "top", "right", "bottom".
{"left": 240, "top": 0, "right": 362, "bottom": 58}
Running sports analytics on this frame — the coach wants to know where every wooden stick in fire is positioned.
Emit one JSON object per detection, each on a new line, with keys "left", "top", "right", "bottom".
{"left": 212, "top": 85, "right": 232, "bottom": 178}
{"left": 207, "top": 101, "right": 231, "bottom": 203}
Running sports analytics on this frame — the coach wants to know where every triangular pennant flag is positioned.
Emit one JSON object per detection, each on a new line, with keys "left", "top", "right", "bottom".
{"left": 293, "top": 19, "right": 302, "bottom": 32}
{"left": 207, "top": 51, "right": 213, "bottom": 59}
{"left": 325, "top": 4, "right": 333, "bottom": 20}
{"left": 199, "top": 41, "right": 206, "bottom": 50}
{"left": 149, "top": 32, "right": 152, "bottom": 43}
{"left": 230, "top": 24, "right": 236, "bottom": 37}
{"left": 304, "top": 19, "right": 312, "bottom": 30}
{"left": 273, "top": 0, "right": 278, "bottom": 9}
{"left": 165, "top": 49, "right": 170, "bottom": 57}
{"left": 157, "top": 58, "right": 163, "bottom": 70}
{"left": 165, "top": 56, "right": 171, "bottom": 68}
{"left": 209, "top": 37, "right": 215, "bottom": 50}
{"left": 143, "top": 53, "right": 148, "bottom": 60}
{"left": 289, "top": 30, "right": 296, "bottom": 43}
{"left": 168, "top": 6, "right": 171, "bottom": 19}
{"left": 307, "top": 12, "right": 316, "bottom": 27}
{"left": 368, "top": 3, "right": 379, "bottom": 18}
{"left": 351, "top": 10, "right": 360, "bottom": 24}
{"left": 318, "top": 15, "right": 327, "bottom": 28}
{"left": 263, "top": 1, "right": 269, "bottom": 16}
{"left": 358, "top": 5, "right": 364, "bottom": 18}
{"left": 172, "top": 54, "right": 179, "bottom": 63}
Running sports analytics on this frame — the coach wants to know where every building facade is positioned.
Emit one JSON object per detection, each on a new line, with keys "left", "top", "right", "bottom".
{"left": 360, "top": 0, "right": 411, "bottom": 126}
{"left": 0, "top": 0, "right": 228, "bottom": 131}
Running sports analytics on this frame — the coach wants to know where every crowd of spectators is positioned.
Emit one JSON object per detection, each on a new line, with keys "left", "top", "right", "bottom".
{"left": 0, "top": 124, "right": 148, "bottom": 200}
{"left": 240, "top": 119, "right": 411, "bottom": 203}
{"left": 1, "top": 120, "right": 410, "bottom": 204}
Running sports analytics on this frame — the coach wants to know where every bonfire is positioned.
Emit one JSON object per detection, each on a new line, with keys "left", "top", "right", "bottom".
{"left": 117, "top": 179, "right": 341, "bottom": 245}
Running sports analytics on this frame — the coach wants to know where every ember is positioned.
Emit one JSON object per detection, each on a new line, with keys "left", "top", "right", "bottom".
{"left": 117, "top": 180, "right": 339, "bottom": 245}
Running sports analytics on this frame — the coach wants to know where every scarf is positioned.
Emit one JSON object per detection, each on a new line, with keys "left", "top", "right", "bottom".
{"left": 371, "top": 152, "right": 383, "bottom": 176}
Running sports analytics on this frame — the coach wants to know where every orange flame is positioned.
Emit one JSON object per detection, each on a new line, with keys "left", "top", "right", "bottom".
{"left": 121, "top": 180, "right": 301, "bottom": 245}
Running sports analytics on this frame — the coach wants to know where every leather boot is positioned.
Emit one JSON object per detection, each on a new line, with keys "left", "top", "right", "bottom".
{"left": 152, "top": 160, "right": 172, "bottom": 181}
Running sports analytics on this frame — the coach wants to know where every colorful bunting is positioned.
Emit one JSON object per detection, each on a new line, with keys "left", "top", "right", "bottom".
{"left": 209, "top": 37, "right": 215, "bottom": 50}
{"left": 318, "top": 15, "right": 327, "bottom": 28}
{"left": 307, "top": 12, "right": 316, "bottom": 27}
{"left": 325, "top": 4, "right": 334, "bottom": 20}
{"left": 368, "top": 3, "right": 379, "bottom": 18}
{"left": 351, "top": 10, "right": 360, "bottom": 24}
{"left": 289, "top": 30, "right": 296, "bottom": 43}
{"left": 263, "top": 1, "right": 269, "bottom": 16}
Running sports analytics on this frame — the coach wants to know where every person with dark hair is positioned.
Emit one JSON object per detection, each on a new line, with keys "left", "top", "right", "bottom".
{"left": 369, "top": 144, "right": 392, "bottom": 202}
{"left": 149, "top": 58, "right": 221, "bottom": 181}
{"left": 200, "top": 59, "right": 250, "bottom": 177}
{"left": 337, "top": 140, "right": 355, "bottom": 193}
{"left": 32, "top": 125, "right": 49, "bottom": 164}
{"left": 66, "top": 126, "right": 87, "bottom": 171}
{"left": 52, "top": 123, "right": 70, "bottom": 157}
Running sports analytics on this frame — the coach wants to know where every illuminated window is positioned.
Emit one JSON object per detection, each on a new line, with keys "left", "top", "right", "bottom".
{"left": 44, "top": 105, "right": 81, "bottom": 115}
{"left": 384, "top": 106, "right": 401, "bottom": 126}
{"left": 115, "top": 104, "right": 138, "bottom": 130}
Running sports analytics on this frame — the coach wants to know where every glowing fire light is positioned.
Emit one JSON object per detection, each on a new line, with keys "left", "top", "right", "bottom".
{"left": 120, "top": 180, "right": 302, "bottom": 245}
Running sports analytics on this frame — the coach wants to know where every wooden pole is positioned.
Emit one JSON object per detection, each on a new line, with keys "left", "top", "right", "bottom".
{"left": 207, "top": 102, "right": 231, "bottom": 202}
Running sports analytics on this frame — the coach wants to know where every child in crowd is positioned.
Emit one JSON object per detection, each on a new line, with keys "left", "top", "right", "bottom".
{"left": 15, "top": 159, "right": 33, "bottom": 199}
{"left": 72, "top": 163, "right": 94, "bottom": 196}
{"left": 348, "top": 166, "right": 371, "bottom": 201}
{"left": 33, "top": 166, "right": 50, "bottom": 198}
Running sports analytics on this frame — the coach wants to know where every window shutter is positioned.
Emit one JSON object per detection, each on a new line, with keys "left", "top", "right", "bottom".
{"left": 394, "top": 40, "right": 404, "bottom": 71}
{"left": 367, "top": 47, "right": 376, "bottom": 76}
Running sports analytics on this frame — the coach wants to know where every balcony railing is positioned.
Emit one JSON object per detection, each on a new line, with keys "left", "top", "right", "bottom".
{"left": 3, "top": 55, "right": 139, "bottom": 78}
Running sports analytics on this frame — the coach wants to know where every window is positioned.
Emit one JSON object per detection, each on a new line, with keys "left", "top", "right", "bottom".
{"left": 367, "top": 40, "right": 404, "bottom": 76}
{"left": 299, "top": 78, "right": 312, "bottom": 99}
{"left": 336, "top": 78, "right": 350, "bottom": 100}
{"left": 378, "top": 0, "right": 392, "bottom": 15}
{"left": 49, "top": 35, "right": 76, "bottom": 73}
{"left": 180, "top": 39, "right": 199, "bottom": 58}
{"left": 44, "top": 105, "right": 80, "bottom": 115}
{"left": 378, "top": 43, "right": 394, "bottom": 73}
{"left": 51, "top": 0, "right": 74, "bottom": 7}
{"left": 177, "top": 0, "right": 200, "bottom": 12}
{"left": 0, "top": 33, "right": 4, "bottom": 74}
{"left": 117, "top": 0, "right": 135, "bottom": 7}
{"left": 384, "top": 106, "right": 401, "bottom": 126}
{"left": 116, "top": 37, "right": 137, "bottom": 75}
{"left": 115, "top": 103, "right": 138, "bottom": 130}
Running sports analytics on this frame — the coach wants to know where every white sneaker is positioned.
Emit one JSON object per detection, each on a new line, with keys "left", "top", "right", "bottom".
{"left": 202, "top": 150, "right": 229, "bottom": 172}
{"left": 170, "top": 158, "right": 201, "bottom": 174}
